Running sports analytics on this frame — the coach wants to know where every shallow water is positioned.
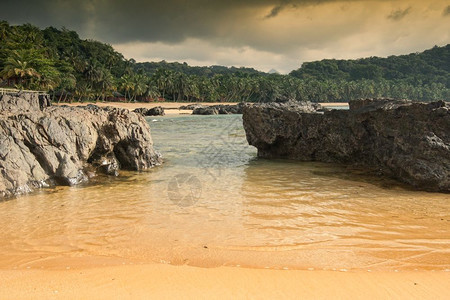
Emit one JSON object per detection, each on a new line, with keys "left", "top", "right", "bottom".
{"left": 0, "top": 115, "right": 448, "bottom": 271}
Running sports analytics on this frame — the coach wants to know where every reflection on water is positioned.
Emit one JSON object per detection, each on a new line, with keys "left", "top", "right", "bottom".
{"left": 0, "top": 115, "right": 448, "bottom": 271}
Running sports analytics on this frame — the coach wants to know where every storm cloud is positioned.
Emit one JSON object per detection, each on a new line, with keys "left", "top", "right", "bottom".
{"left": 1, "top": 0, "right": 351, "bottom": 43}
{"left": 1, "top": 0, "right": 449, "bottom": 73}
{"left": 387, "top": 7, "right": 412, "bottom": 21}
{"left": 444, "top": 5, "right": 450, "bottom": 16}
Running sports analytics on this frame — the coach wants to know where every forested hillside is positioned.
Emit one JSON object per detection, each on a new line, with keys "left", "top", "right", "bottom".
{"left": 135, "top": 61, "right": 262, "bottom": 77}
{"left": 290, "top": 45, "right": 450, "bottom": 86}
{"left": 1, "top": 21, "right": 448, "bottom": 102}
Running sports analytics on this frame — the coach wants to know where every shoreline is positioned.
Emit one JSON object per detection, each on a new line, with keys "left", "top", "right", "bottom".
{"left": 54, "top": 101, "right": 349, "bottom": 116}
{"left": 1, "top": 263, "right": 448, "bottom": 299}
{"left": 54, "top": 101, "right": 238, "bottom": 115}
{"left": 4, "top": 99, "right": 448, "bottom": 298}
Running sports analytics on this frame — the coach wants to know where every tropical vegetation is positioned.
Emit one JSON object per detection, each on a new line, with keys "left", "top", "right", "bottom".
{"left": 1, "top": 21, "right": 449, "bottom": 102}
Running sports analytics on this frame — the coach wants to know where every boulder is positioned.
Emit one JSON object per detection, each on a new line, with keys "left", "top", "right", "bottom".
{"left": 133, "top": 107, "right": 149, "bottom": 115}
{"left": 133, "top": 106, "right": 165, "bottom": 116}
{"left": 243, "top": 99, "right": 450, "bottom": 192}
{"left": 0, "top": 93, "right": 162, "bottom": 198}
{"left": 179, "top": 103, "right": 205, "bottom": 110}
{"left": 213, "top": 103, "right": 246, "bottom": 114}
{"left": 147, "top": 106, "right": 165, "bottom": 116}
{"left": 192, "top": 106, "right": 218, "bottom": 115}
{"left": 191, "top": 103, "right": 246, "bottom": 115}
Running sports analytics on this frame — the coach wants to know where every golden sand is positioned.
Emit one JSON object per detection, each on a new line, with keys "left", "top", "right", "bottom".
{"left": 1, "top": 263, "right": 449, "bottom": 299}
{"left": 55, "top": 101, "right": 239, "bottom": 115}
{"left": 55, "top": 101, "right": 349, "bottom": 115}
{"left": 6, "top": 100, "right": 446, "bottom": 299}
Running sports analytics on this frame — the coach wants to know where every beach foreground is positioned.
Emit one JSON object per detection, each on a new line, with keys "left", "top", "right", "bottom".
{"left": 1, "top": 264, "right": 449, "bottom": 299}
{"left": 3, "top": 100, "right": 447, "bottom": 299}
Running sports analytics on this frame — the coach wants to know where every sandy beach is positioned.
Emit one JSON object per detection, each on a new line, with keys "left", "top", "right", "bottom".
{"left": 55, "top": 101, "right": 349, "bottom": 115}
{"left": 55, "top": 101, "right": 239, "bottom": 115}
{"left": 5, "top": 100, "right": 446, "bottom": 299}
{"left": 1, "top": 263, "right": 449, "bottom": 299}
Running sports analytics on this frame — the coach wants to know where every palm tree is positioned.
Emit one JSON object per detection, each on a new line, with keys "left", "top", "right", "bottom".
{"left": 75, "top": 81, "right": 92, "bottom": 103}
{"left": 153, "top": 68, "right": 170, "bottom": 100}
{"left": 0, "top": 21, "right": 10, "bottom": 41}
{"left": 144, "top": 79, "right": 160, "bottom": 100}
{"left": 57, "top": 74, "right": 76, "bottom": 103}
{"left": 131, "top": 74, "right": 147, "bottom": 101}
{"left": 98, "top": 68, "right": 115, "bottom": 101}
{"left": 65, "top": 50, "right": 87, "bottom": 73}
{"left": 0, "top": 49, "right": 41, "bottom": 88}
{"left": 120, "top": 74, "right": 133, "bottom": 101}
{"left": 85, "top": 60, "right": 102, "bottom": 90}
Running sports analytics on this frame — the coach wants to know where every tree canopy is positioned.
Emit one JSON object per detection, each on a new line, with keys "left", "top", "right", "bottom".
{"left": 1, "top": 20, "right": 448, "bottom": 103}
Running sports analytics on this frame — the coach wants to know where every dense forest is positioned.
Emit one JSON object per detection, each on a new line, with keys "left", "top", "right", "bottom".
{"left": 135, "top": 61, "right": 262, "bottom": 77}
{"left": 1, "top": 21, "right": 449, "bottom": 103}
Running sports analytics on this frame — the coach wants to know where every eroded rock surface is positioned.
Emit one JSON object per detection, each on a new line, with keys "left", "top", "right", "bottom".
{"left": 0, "top": 93, "right": 162, "bottom": 198}
{"left": 191, "top": 103, "right": 245, "bottom": 115}
{"left": 192, "top": 106, "right": 218, "bottom": 115}
{"left": 133, "top": 106, "right": 165, "bottom": 116}
{"left": 243, "top": 99, "right": 450, "bottom": 192}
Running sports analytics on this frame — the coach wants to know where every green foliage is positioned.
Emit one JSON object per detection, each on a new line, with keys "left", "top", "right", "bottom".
{"left": 290, "top": 46, "right": 450, "bottom": 87}
{"left": 0, "top": 20, "right": 448, "bottom": 102}
{"left": 135, "top": 61, "right": 262, "bottom": 77}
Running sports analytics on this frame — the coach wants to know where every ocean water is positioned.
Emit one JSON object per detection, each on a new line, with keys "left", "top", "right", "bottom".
{"left": 0, "top": 114, "right": 448, "bottom": 271}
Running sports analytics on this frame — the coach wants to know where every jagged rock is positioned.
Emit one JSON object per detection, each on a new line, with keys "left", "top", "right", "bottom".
{"left": 0, "top": 92, "right": 51, "bottom": 113}
{"left": 348, "top": 98, "right": 411, "bottom": 112}
{"left": 179, "top": 103, "right": 205, "bottom": 110}
{"left": 148, "top": 106, "right": 165, "bottom": 116}
{"left": 0, "top": 94, "right": 162, "bottom": 198}
{"left": 213, "top": 103, "right": 246, "bottom": 114}
{"left": 192, "top": 106, "right": 218, "bottom": 115}
{"left": 243, "top": 99, "right": 450, "bottom": 192}
{"left": 191, "top": 103, "right": 246, "bottom": 115}
{"left": 133, "top": 106, "right": 165, "bottom": 116}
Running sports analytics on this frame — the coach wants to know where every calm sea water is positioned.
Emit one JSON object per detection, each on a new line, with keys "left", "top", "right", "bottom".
{"left": 0, "top": 114, "right": 448, "bottom": 271}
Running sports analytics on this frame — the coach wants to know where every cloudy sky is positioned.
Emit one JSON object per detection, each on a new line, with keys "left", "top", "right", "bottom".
{"left": 1, "top": 0, "right": 449, "bottom": 73}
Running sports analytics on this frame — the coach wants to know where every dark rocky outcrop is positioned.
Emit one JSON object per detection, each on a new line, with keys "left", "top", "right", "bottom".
{"left": 243, "top": 99, "right": 450, "bottom": 192}
{"left": 213, "top": 103, "right": 245, "bottom": 114}
{"left": 133, "top": 106, "right": 165, "bottom": 116}
{"left": 179, "top": 103, "right": 205, "bottom": 110}
{"left": 191, "top": 103, "right": 245, "bottom": 115}
{"left": 1, "top": 93, "right": 162, "bottom": 198}
{"left": 192, "top": 106, "right": 218, "bottom": 115}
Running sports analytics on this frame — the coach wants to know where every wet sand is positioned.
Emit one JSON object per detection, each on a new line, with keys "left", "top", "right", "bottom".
{"left": 8, "top": 102, "right": 447, "bottom": 298}
{"left": 1, "top": 264, "right": 449, "bottom": 299}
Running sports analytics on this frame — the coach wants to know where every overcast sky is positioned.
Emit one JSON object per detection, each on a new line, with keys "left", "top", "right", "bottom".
{"left": 1, "top": 0, "right": 449, "bottom": 73}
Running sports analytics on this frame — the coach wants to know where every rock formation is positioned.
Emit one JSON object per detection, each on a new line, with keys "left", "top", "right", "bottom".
{"left": 191, "top": 103, "right": 245, "bottom": 115}
{"left": 0, "top": 93, "right": 162, "bottom": 198}
{"left": 133, "top": 106, "right": 165, "bottom": 116}
{"left": 179, "top": 103, "right": 205, "bottom": 110}
{"left": 192, "top": 106, "right": 218, "bottom": 115}
{"left": 213, "top": 103, "right": 245, "bottom": 114}
{"left": 243, "top": 99, "right": 450, "bottom": 192}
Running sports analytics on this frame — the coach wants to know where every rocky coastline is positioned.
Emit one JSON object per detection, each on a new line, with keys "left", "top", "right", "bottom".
{"left": 243, "top": 99, "right": 450, "bottom": 192}
{"left": 0, "top": 93, "right": 162, "bottom": 198}
{"left": 133, "top": 106, "right": 165, "bottom": 116}
{"left": 184, "top": 103, "right": 244, "bottom": 115}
